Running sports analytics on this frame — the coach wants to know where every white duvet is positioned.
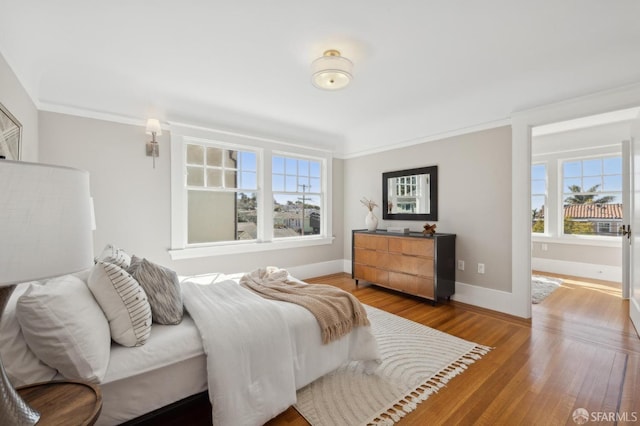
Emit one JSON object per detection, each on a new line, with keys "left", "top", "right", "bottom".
{"left": 182, "top": 274, "right": 380, "bottom": 426}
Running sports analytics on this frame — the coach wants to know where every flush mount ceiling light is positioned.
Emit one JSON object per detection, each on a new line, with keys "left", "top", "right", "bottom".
{"left": 311, "top": 49, "right": 353, "bottom": 90}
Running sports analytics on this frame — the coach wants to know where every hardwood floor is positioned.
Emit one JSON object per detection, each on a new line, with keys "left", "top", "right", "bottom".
{"left": 267, "top": 272, "right": 640, "bottom": 426}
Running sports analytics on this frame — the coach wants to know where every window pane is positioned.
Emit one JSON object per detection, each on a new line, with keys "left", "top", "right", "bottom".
{"left": 285, "top": 158, "right": 297, "bottom": 173}
{"left": 604, "top": 157, "right": 621, "bottom": 175}
{"left": 240, "top": 171, "right": 257, "bottom": 190}
{"left": 298, "top": 176, "right": 311, "bottom": 190}
{"left": 531, "top": 164, "right": 546, "bottom": 180}
{"left": 310, "top": 178, "right": 321, "bottom": 192}
{"left": 237, "top": 192, "right": 258, "bottom": 240}
{"left": 298, "top": 160, "right": 309, "bottom": 176}
{"left": 187, "top": 190, "right": 236, "bottom": 243}
{"left": 582, "top": 159, "right": 602, "bottom": 176}
{"left": 531, "top": 180, "right": 545, "bottom": 194}
{"left": 206, "top": 169, "right": 222, "bottom": 187}
{"left": 187, "top": 145, "right": 204, "bottom": 165}
{"left": 583, "top": 176, "right": 602, "bottom": 191}
{"left": 187, "top": 190, "right": 258, "bottom": 243}
{"left": 225, "top": 170, "right": 238, "bottom": 188}
{"left": 603, "top": 175, "right": 622, "bottom": 191}
{"left": 273, "top": 156, "right": 284, "bottom": 173}
{"left": 187, "top": 166, "right": 204, "bottom": 186}
{"left": 285, "top": 175, "right": 297, "bottom": 192}
{"left": 224, "top": 150, "right": 238, "bottom": 168}
{"left": 273, "top": 174, "right": 284, "bottom": 191}
{"left": 206, "top": 147, "right": 223, "bottom": 167}
{"left": 273, "top": 194, "right": 321, "bottom": 237}
{"left": 564, "top": 177, "right": 581, "bottom": 190}
{"left": 564, "top": 161, "right": 581, "bottom": 177}
{"left": 531, "top": 196, "right": 545, "bottom": 234}
{"left": 241, "top": 151, "right": 257, "bottom": 172}
{"left": 310, "top": 161, "right": 321, "bottom": 178}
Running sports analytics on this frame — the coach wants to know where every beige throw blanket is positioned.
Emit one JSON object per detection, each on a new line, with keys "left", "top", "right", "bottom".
{"left": 240, "top": 267, "right": 370, "bottom": 344}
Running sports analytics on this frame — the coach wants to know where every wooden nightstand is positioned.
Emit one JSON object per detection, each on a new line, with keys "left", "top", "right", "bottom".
{"left": 17, "top": 380, "right": 102, "bottom": 426}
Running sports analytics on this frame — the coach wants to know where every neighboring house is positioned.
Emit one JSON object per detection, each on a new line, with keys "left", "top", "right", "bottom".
{"left": 274, "top": 210, "right": 321, "bottom": 236}
{"left": 533, "top": 203, "right": 623, "bottom": 236}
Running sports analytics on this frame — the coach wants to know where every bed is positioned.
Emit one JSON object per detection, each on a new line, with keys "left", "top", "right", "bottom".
{"left": 0, "top": 267, "right": 380, "bottom": 425}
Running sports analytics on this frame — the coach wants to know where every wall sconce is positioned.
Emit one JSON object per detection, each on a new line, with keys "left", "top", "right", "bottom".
{"left": 145, "top": 118, "right": 162, "bottom": 168}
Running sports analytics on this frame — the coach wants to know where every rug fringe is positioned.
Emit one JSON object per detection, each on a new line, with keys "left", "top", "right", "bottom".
{"left": 366, "top": 344, "right": 492, "bottom": 426}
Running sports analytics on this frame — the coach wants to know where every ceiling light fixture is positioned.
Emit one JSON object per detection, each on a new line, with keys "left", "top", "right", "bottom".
{"left": 311, "top": 50, "right": 353, "bottom": 91}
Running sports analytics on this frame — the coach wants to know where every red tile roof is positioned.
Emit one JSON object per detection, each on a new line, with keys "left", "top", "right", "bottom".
{"left": 564, "top": 203, "right": 623, "bottom": 219}
{"left": 535, "top": 204, "right": 623, "bottom": 219}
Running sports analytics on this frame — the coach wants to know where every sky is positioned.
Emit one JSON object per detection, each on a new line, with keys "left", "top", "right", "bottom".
{"left": 531, "top": 156, "right": 623, "bottom": 211}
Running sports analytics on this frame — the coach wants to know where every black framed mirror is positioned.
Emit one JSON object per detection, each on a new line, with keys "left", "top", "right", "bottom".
{"left": 382, "top": 166, "right": 438, "bottom": 221}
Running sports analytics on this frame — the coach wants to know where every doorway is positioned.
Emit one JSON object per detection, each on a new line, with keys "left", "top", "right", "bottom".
{"left": 529, "top": 108, "right": 639, "bottom": 313}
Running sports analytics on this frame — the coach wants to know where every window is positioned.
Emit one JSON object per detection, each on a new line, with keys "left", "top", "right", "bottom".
{"left": 186, "top": 143, "right": 258, "bottom": 244}
{"left": 531, "top": 163, "right": 546, "bottom": 234}
{"left": 169, "top": 125, "right": 333, "bottom": 258}
{"left": 272, "top": 156, "right": 322, "bottom": 237}
{"left": 393, "top": 175, "right": 422, "bottom": 213}
{"left": 562, "top": 156, "right": 622, "bottom": 237}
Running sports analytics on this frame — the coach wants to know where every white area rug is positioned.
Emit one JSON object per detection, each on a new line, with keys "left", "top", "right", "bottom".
{"left": 531, "top": 275, "right": 563, "bottom": 304}
{"left": 294, "top": 305, "right": 491, "bottom": 426}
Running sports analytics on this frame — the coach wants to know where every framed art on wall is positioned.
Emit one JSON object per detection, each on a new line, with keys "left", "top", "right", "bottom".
{"left": 0, "top": 102, "right": 22, "bottom": 160}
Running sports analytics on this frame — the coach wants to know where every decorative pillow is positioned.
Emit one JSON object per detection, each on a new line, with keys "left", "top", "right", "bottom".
{"left": 96, "top": 243, "right": 131, "bottom": 269}
{"left": 15, "top": 275, "right": 111, "bottom": 383}
{"left": 127, "top": 256, "right": 184, "bottom": 325}
{"left": 0, "top": 281, "right": 58, "bottom": 386}
{"left": 88, "top": 261, "right": 152, "bottom": 347}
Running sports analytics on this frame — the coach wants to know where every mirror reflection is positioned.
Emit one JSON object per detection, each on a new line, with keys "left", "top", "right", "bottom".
{"left": 382, "top": 166, "right": 438, "bottom": 221}
{"left": 386, "top": 173, "right": 431, "bottom": 214}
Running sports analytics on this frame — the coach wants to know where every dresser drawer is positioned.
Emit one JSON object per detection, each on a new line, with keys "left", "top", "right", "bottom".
{"left": 388, "top": 272, "right": 419, "bottom": 294}
{"left": 354, "top": 233, "right": 388, "bottom": 251}
{"left": 354, "top": 248, "right": 389, "bottom": 268}
{"left": 387, "top": 253, "right": 434, "bottom": 277}
{"left": 388, "top": 237, "right": 434, "bottom": 257}
{"left": 354, "top": 264, "right": 389, "bottom": 286}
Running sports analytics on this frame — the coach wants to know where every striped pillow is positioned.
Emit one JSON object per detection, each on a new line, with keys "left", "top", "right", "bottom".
{"left": 127, "top": 256, "right": 183, "bottom": 325}
{"left": 96, "top": 244, "right": 131, "bottom": 269}
{"left": 88, "top": 261, "right": 152, "bottom": 347}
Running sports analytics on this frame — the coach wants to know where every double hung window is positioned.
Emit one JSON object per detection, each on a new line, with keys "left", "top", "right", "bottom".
{"left": 169, "top": 126, "right": 332, "bottom": 258}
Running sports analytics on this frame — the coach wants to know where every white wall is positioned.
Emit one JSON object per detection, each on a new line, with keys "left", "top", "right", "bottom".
{"left": 0, "top": 52, "right": 38, "bottom": 161}
{"left": 343, "top": 126, "right": 513, "bottom": 293}
{"left": 38, "top": 111, "right": 345, "bottom": 277}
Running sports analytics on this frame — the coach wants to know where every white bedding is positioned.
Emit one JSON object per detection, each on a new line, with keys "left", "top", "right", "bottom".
{"left": 96, "top": 315, "right": 207, "bottom": 425}
{"left": 4, "top": 271, "right": 380, "bottom": 425}
{"left": 182, "top": 273, "right": 380, "bottom": 426}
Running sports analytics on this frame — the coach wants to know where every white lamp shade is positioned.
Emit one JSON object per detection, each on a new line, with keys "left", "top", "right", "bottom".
{"left": 0, "top": 161, "right": 94, "bottom": 285}
{"left": 145, "top": 118, "right": 162, "bottom": 136}
{"left": 311, "top": 52, "right": 353, "bottom": 90}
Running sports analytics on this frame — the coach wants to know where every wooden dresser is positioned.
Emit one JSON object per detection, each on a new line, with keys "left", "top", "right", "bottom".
{"left": 352, "top": 230, "right": 456, "bottom": 303}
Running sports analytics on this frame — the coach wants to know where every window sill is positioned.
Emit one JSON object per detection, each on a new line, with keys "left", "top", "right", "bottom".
{"left": 168, "top": 236, "right": 335, "bottom": 260}
{"left": 532, "top": 234, "right": 622, "bottom": 248}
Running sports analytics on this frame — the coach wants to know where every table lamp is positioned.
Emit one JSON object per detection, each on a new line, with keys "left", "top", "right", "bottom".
{"left": 0, "top": 160, "right": 94, "bottom": 425}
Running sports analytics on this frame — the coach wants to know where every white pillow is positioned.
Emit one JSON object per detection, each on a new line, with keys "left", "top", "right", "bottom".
{"left": 96, "top": 243, "right": 131, "bottom": 269}
{"left": 88, "top": 261, "right": 152, "bottom": 347}
{"left": 15, "top": 275, "right": 111, "bottom": 383}
{"left": 0, "top": 281, "right": 58, "bottom": 386}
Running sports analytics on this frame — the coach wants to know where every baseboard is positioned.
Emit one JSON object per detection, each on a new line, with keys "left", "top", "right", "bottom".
{"left": 450, "top": 282, "right": 523, "bottom": 317}
{"left": 532, "top": 257, "right": 621, "bottom": 282}
{"left": 286, "top": 259, "right": 345, "bottom": 280}
{"left": 340, "top": 259, "right": 526, "bottom": 318}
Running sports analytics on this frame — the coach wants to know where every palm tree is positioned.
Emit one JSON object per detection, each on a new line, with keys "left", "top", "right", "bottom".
{"left": 564, "top": 184, "right": 615, "bottom": 205}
